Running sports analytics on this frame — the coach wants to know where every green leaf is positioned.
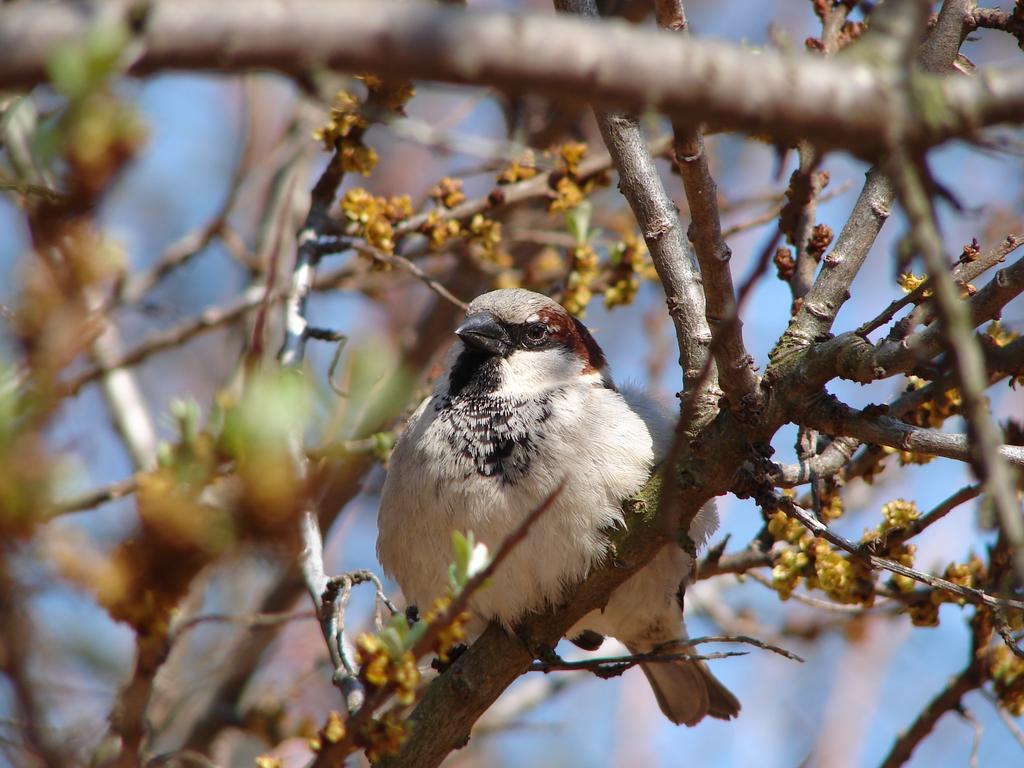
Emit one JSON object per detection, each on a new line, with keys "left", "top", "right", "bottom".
{"left": 46, "top": 20, "right": 129, "bottom": 99}
{"left": 565, "top": 200, "right": 593, "bottom": 246}
{"left": 219, "top": 369, "right": 314, "bottom": 460}
{"left": 450, "top": 530, "right": 472, "bottom": 582}
{"left": 404, "top": 619, "right": 427, "bottom": 650}
{"left": 47, "top": 45, "right": 91, "bottom": 100}
{"left": 371, "top": 431, "right": 395, "bottom": 462}
{"left": 378, "top": 627, "right": 404, "bottom": 659}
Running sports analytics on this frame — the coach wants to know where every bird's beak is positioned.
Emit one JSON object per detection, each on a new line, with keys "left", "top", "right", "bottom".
{"left": 455, "top": 312, "right": 512, "bottom": 357}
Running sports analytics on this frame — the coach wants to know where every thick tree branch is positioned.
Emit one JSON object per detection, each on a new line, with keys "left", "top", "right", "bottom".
{"left": 770, "top": 436, "right": 861, "bottom": 487}
{"left": 776, "top": 333, "right": 1024, "bottom": 489}
{"left": 1, "top": 1, "right": 1022, "bottom": 156}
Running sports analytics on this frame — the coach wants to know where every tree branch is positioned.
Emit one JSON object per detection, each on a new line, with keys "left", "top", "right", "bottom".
{"left": 879, "top": 658, "right": 984, "bottom": 768}
{"left": 1, "top": 1, "right": 1022, "bottom": 156}
{"left": 661, "top": 0, "right": 760, "bottom": 418}
{"left": 888, "top": 151, "right": 1024, "bottom": 583}
{"left": 766, "top": 492, "right": 1024, "bottom": 612}
{"left": 800, "top": 396, "right": 1024, "bottom": 471}
{"left": 529, "top": 634, "right": 801, "bottom": 676}
{"left": 801, "top": 251, "right": 1024, "bottom": 386}
{"left": 778, "top": 0, "right": 973, "bottom": 350}
{"left": 856, "top": 233, "right": 1023, "bottom": 338}
{"left": 554, "top": 0, "right": 717, "bottom": 416}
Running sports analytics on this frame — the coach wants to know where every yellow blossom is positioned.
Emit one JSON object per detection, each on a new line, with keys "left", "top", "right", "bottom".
{"left": 430, "top": 177, "right": 465, "bottom": 209}
{"left": 362, "top": 712, "right": 410, "bottom": 763}
{"left": 422, "top": 596, "right": 471, "bottom": 662}
{"left": 467, "top": 214, "right": 502, "bottom": 260}
{"left": 557, "top": 141, "right": 588, "bottom": 175}
{"left": 421, "top": 211, "right": 461, "bottom": 251}
{"left": 987, "top": 320, "right": 1020, "bottom": 348}
{"left": 908, "top": 600, "right": 940, "bottom": 627}
{"left": 340, "top": 144, "right": 378, "bottom": 176}
{"left": 897, "top": 272, "right": 928, "bottom": 294}
{"left": 880, "top": 499, "right": 919, "bottom": 532}
{"left": 549, "top": 177, "right": 584, "bottom": 213}
{"left": 767, "top": 509, "right": 804, "bottom": 545}
{"left": 340, "top": 188, "right": 379, "bottom": 223}
{"left": 497, "top": 152, "right": 538, "bottom": 184}
{"left": 771, "top": 548, "right": 809, "bottom": 599}
{"left": 321, "top": 711, "right": 346, "bottom": 744}
{"left": 356, "top": 634, "right": 390, "bottom": 687}
{"left": 381, "top": 195, "right": 413, "bottom": 222}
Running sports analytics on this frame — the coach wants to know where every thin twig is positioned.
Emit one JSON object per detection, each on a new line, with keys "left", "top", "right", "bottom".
{"left": 85, "top": 297, "right": 159, "bottom": 470}
{"left": 62, "top": 262, "right": 368, "bottom": 397}
{"left": 719, "top": 182, "right": 851, "bottom": 240}
{"left": 686, "top": 633, "right": 804, "bottom": 661}
{"left": 51, "top": 475, "right": 139, "bottom": 516}
{"left": 767, "top": 492, "right": 1024, "bottom": 611}
{"left": 393, "top": 135, "right": 671, "bottom": 240}
{"left": 352, "top": 243, "right": 468, "bottom": 311}
{"left": 994, "top": 613, "right": 1024, "bottom": 661}
{"left": 961, "top": 707, "right": 983, "bottom": 768}
{"left": 531, "top": 650, "right": 749, "bottom": 677}
{"left": 856, "top": 234, "right": 1024, "bottom": 338}
{"left": 865, "top": 484, "right": 981, "bottom": 553}
{"left": 983, "top": 690, "right": 1024, "bottom": 751}
{"left": 878, "top": 658, "right": 983, "bottom": 768}
{"left": 696, "top": 547, "right": 774, "bottom": 579}
{"left": 299, "top": 510, "right": 365, "bottom": 713}
{"left": 167, "top": 609, "right": 314, "bottom": 646}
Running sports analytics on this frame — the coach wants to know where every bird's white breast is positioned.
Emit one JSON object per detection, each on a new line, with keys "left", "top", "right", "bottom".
{"left": 377, "top": 380, "right": 659, "bottom": 625}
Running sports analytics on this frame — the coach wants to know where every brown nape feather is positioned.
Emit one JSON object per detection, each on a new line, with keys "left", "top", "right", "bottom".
{"left": 570, "top": 316, "right": 607, "bottom": 373}
{"left": 535, "top": 307, "right": 606, "bottom": 373}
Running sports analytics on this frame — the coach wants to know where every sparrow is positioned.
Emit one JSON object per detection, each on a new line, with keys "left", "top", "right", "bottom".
{"left": 377, "top": 288, "right": 739, "bottom": 725}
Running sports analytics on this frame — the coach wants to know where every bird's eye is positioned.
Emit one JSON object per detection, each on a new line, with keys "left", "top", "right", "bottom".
{"left": 524, "top": 323, "right": 548, "bottom": 345}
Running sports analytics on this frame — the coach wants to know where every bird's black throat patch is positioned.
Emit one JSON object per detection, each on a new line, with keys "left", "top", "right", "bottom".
{"left": 447, "top": 347, "right": 502, "bottom": 397}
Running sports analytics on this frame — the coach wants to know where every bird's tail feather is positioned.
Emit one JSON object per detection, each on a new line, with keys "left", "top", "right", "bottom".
{"left": 628, "top": 642, "right": 741, "bottom": 726}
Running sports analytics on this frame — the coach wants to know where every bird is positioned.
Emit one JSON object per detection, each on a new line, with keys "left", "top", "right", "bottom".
{"left": 377, "top": 288, "right": 739, "bottom": 726}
